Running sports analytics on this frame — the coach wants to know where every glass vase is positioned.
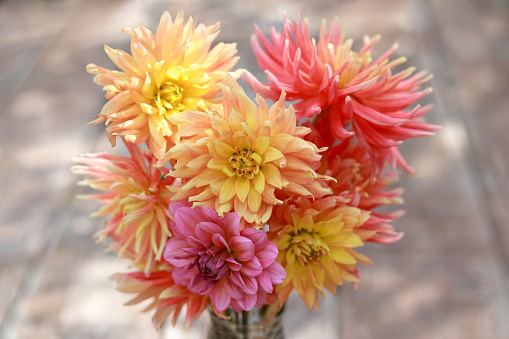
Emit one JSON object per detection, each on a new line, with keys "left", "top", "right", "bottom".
{"left": 207, "top": 305, "right": 285, "bottom": 339}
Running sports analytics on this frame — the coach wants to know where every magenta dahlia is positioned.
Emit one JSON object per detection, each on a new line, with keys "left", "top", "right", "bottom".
{"left": 163, "top": 202, "right": 286, "bottom": 312}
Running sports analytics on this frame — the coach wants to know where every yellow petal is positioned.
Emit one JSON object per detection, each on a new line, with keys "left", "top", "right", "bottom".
{"left": 247, "top": 184, "right": 262, "bottom": 212}
{"left": 235, "top": 177, "right": 250, "bottom": 202}
{"left": 329, "top": 247, "right": 356, "bottom": 264}
{"left": 252, "top": 171, "right": 265, "bottom": 194}
{"left": 262, "top": 163, "right": 282, "bottom": 189}
{"left": 263, "top": 147, "right": 284, "bottom": 163}
{"left": 214, "top": 140, "right": 235, "bottom": 157}
{"left": 253, "top": 136, "right": 270, "bottom": 155}
{"left": 207, "top": 157, "right": 228, "bottom": 171}
{"left": 219, "top": 177, "right": 236, "bottom": 204}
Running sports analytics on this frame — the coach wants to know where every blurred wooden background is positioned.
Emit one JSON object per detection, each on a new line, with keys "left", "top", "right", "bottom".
{"left": 0, "top": 0, "right": 508, "bottom": 338}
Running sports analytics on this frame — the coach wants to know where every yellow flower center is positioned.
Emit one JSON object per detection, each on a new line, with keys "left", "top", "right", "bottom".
{"left": 291, "top": 230, "right": 330, "bottom": 265}
{"left": 229, "top": 147, "right": 261, "bottom": 179}
{"left": 338, "top": 52, "right": 373, "bottom": 88}
{"left": 155, "top": 81, "right": 185, "bottom": 114}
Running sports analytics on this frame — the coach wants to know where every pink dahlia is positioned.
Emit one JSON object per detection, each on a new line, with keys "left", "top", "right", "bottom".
{"left": 164, "top": 202, "right": 286, "bottom": 312}
{"left": 244, "top": 14, "right": 440, "bottom": 174}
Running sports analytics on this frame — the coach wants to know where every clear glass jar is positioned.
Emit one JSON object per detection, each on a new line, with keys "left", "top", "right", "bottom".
{"left": 207, "top": 305, "right": 285, "bottom": 339}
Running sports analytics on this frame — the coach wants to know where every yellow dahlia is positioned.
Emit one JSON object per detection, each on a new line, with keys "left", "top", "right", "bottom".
{"left": 87, "top": 11, "right": 242, "bottom": 161}
{"left": 167, "top": 75, "right": 331, "bottom": 225}
{"left": 270, "top": 196, "right": 372, "bottom": 310}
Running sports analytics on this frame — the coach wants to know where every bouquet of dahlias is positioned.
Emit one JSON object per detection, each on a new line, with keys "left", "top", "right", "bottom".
{"left": 72, "top": 11, "right": 439, "bottom": 334}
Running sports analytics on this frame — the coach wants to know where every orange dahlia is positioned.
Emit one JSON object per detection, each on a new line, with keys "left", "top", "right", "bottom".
{"left": 72, "top": 141, "right": 177, "bottom": 274}
{"left": 269, "top": 196, "right": 371, "bottom": 310}
{"left": 87, "top": 11, "right": 242, "bottom": 161}
{"left": 167, "top": 75, "right": 331, "bottom": 225}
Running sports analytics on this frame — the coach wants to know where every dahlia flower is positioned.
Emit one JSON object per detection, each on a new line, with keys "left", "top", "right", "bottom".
{"left": 269, "top": 196, "right": 371, "bottom": 310}
{"left": 244, "top": 14, "right": 440, "bottom": 174}
{"left": 164, "top": 202, "right": 286, "bottom": 312}
{"left": 167, "top": 75, "right": 331, "bottom": 225}
{"left": 87, "top": 11, "right": 241, "bottom": 161}
{"left": 111, "top": 261, "right": 208, "bottom": 330}
{"left": 72, "top": 141, "right": 177, "bottom": 274}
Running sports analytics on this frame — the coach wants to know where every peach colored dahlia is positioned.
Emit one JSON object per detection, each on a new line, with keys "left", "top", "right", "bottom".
{"left": 167, "top": 75, "right": 332, "bottom": 225}
{"left": 87, "top": 11, "right": 241, "bottom": 162}
{"left": 111, "top": 261, "right": 208, "bottom": 330}
{"left": 269, "top": 196, "right": 372, "bottom": 310}
{"left": 243, "top": 14, "right": 440, "bottom": 174}
{"left": 72, "top": 141, "right": 177, "bottom": 274}
{"left": 164, "top": 202, "right": 286, "bottom": 312}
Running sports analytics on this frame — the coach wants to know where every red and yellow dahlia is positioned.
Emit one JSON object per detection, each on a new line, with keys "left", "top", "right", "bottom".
{"left": 244, "top": 14, "right": 440, "bottom": 174}
{"left": 72, "top": 141, "right": 177, "bottom": 273}
{"left": 111, "top": 261, "right": 208, "bottom": 330}
{"left": 87, "top": 11, "right": 241, "bottom": 161}
{"left": 167, "top": 75, "right": 331, "bottom": 225}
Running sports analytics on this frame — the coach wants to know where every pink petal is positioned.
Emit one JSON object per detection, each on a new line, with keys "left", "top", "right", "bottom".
{"left": 255, "top": 241, "right": 278, "bottom": 268}
{"left": 255, "top": 289, "right": 268, "bottom": 307}
{"left": 240, "top": 228, "right": 267, "bottom": 251}
{"left": 211, "top": 281, "right": 232, "bottom": 312}
{"left": 240, "top": 256, "right": 262, "bottom": 277}
{"left": 187, "top": 236, "right": 211, "bottom": 249}
{"left": 230, "top": 270, "right": 245, "bottom": 288}
{"left": 242, "top": 293, "right": 257, "bottom": 311}
{"left": 173, "top": 207, "right": 202, "bottom": 238}
{"left": 164, "top": 239, "right": 191, "bottom": 266}
{"left": 229, "top": 236, "right": 255, "bottom": 261}
{"left": 224, "top": 280, "right": 244, "bottom": 299}
{"left": 256, "top": 271, "right": 273, "bottom": 293}
{"left": 212, "top": 233, "right": 230, "bottom": 251}
{"left": 242, "top": 276, "right": 258, "bottom": 295}
{"left": 196, "top": 206, "right": 220, "bottom": 224}
{"left": 195, "top": 221, "right": 225, "bottom": 242}
{"left": 222, "top": 212, "right": 241, "bottom": 239}
{"left": 230, "top": 298, "right": 244, "bottom": 313}
{"left": 169, "top": 201, "right": 192, "bottom": 219}
{"left": 171, "top": 266, "right": 195, "bottom": 287}
{"left": 265, "top": 261, "right": 286, "bottom": 285}
{"left": 227, "top": 257, "right": 242, "bottom": 271}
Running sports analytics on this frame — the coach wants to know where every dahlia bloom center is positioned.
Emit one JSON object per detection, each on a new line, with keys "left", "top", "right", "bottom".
{"left": 228, "top": 147, "right": 261, "bottom": 179}
{"left": 195, "top": 252, "right": 226, "bottom": 281}
{"left": 337, "top": 51, "right": 373, "bottom": 88}
{"left": 157, "top": 82, "right": 184, "bottom": 112}
{"left": 289, "top": 229, "right": 330, "bottom": 265}
{"left": 141, "top": 66, "right": 188, "bottom": 116}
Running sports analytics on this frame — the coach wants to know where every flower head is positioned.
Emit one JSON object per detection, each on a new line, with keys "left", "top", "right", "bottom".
{"left": 72, "top": 141, "right": 177, "bottom": 274}
{"left": 87, "top": 11, "right": 241, "bottom": 161}
{"left": 164, "top": 202, "right": 286, "bottom": 313}
{"left": 269, "top": 196, "right": 372, "bottom": 310}
{"left": 244, "top": 14, "right": 440, "bottom": 174}
{"left": 111, "top": 261, "right": 208, "bottom": 330}
{"left": 319, "top": 139, "right": 404, "bottom": 244}
{"left": 167, "top": 75, "right": 331, "bottom": 225}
